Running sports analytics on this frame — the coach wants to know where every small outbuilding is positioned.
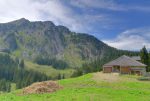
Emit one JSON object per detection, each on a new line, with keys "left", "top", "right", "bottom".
{"left": 103, "top": 55, "right": 146, "bottom": 75}
{"left": 131, "top": 56, "right": 141, "bottom": 62}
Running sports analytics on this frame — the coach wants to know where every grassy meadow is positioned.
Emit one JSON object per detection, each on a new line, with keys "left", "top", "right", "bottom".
{"left": 25, "top": 61, "right": 75, "bottom": 78}
{"left": 1, "top": 72, "right": 150, "bottom": 101}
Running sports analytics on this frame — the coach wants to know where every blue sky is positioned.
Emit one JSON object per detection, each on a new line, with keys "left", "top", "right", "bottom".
{"left": 0, "top": 0, "right": 150, "bottom": 50}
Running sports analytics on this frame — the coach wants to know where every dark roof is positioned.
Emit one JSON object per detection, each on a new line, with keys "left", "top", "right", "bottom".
{"left": 103, "top": 55, "right": 146, "bottom": 67}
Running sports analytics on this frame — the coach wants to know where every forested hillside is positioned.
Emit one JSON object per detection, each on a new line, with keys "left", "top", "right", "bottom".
{"left": 0, "top": 53, "right": 50, "bottom": 92}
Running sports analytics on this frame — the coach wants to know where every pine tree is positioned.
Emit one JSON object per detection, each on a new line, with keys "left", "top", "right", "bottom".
{"left": 15, "top": 57, "right": 20, "bottom": 69}
{"left": 140, "top": 46, "right": 149, "bottom": 72}
{"left": 62, "top": 74, "right": 65, "bottom": 79}
{"left": 19, "top": 59, "right": 24, "bottom": 69}
{"left": 57, "top": 73, "right": 61, "bottom": 80}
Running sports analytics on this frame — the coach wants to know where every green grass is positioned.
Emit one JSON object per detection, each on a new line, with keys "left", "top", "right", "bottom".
{"left": 10, "top": 83, "right": 16, "bottom": 92}
{"left": 25, "top": 61, "right": 75, "bottom": 78}
{"left": 1, "top": 73, "right": 150, "bottom": 101}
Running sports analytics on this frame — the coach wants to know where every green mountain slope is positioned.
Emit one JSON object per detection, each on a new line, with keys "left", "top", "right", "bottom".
{"left": 0, "top": 18, "right": 138, "bottom": 68}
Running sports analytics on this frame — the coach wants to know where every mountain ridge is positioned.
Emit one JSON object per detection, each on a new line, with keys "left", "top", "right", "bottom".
{"left": 0, "top": 18, "right": 137, "bottom": 68}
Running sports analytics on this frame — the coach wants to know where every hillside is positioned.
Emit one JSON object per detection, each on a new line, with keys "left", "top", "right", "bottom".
{"left": 25, "top": 61, "right": 74, "bottom": 78}
{"left": 1, "top": 72, "right": 150, "bottom": 101}
{"left": 0, "top": 18, "right": 138, "bottom": 68}
{"left": 0, "top": 18, "right": 140, "bottom": 93}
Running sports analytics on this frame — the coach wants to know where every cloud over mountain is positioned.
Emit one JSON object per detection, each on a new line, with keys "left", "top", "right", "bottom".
{"left": 103, "top": 27, "right": 150, "bottom": 50}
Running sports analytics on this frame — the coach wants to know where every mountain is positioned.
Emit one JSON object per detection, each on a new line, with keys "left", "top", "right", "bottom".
{"left": 0, "top": 18, "right": 140, "bottom": 91}
{"left": 0, "top": 18, "right": 138, "bottom": 68}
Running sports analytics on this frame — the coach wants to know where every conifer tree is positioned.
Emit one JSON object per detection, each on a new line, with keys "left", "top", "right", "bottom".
{"left": 140, "top": 46, "right": 149, "bottom": 72}
{"left": 62, "top": 74, "right": 65, "bottom": 79}
{"left": 19, "top": 59, "right": 24, "bottom": 69}
{"left": 57, "top": 73, "right": 61, "bottom": 80}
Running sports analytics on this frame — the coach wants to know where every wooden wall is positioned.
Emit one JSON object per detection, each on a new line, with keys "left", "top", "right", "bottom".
{"left": 103, "top": 66, "right": 145, "bottom": 76}
{"left": 120, "top": 67, "right": 130, "bottom": 74}
{"left": 103, "top": 67, "right": 112, "bottom": 73}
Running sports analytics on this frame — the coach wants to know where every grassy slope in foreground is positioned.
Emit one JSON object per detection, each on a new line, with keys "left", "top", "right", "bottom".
{"left": 1, "top": 73, "right": 150, "bottom": 101}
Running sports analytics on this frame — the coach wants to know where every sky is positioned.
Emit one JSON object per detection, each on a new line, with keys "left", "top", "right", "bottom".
{"left": 0, "top": 0, "right": 150, "bottom": 51}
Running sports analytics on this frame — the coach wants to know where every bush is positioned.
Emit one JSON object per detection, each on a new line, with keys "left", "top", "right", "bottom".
{"left": 71, "top": 68, "right": 83, "bottom": 77}
{"left": 138, "top": 77, "right": 150, "bottom": 81}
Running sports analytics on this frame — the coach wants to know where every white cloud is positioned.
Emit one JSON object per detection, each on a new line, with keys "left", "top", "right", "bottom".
{"left": 0, "top": 0, "right": 109, "bottom": 34}
{"left": 70, "top": 0, "right": 150, "bottom": 12}
{"left": 103, "top": 28, "right": 150, "bottom": 51}
{"left": 0, "top": 0, "right": 39, "bottom": 22}
{"left": 70, "top": 0, "right": 124, "bottom": 11}
{"left": 0, "top": 0, "right": 79, "bottom": 30}
{"left": 0, "top": 0, "right": 149, "bottom": 34}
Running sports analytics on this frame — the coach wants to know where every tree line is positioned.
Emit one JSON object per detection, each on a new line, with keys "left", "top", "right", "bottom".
{"left": 0, "top": 53, "right": 51, "bottom": 92}
{"left": 34, "top": 56, "right": 68, "bottom": 69}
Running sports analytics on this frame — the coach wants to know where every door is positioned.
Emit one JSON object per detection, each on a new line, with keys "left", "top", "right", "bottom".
{"left": 103, "top": 67, "right": 112, "bottom": 73}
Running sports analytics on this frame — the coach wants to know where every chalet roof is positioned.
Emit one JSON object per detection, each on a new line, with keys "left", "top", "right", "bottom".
{"left": 131, "top": 56, "right": 141, "bottom": 61}
{"left": 103, "top": 55, "right": 146, "bottom": 67}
